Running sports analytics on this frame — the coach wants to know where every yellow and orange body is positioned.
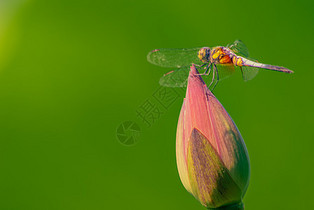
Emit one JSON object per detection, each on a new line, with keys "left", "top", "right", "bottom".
{"left": 232, "top": 56, "right": 244, "bottom": 66}
{"left": 197, "top": 45, "right": 293, "bottom": 75}
{"left": 199, "top": 47, "right": 239, "bottom": 65}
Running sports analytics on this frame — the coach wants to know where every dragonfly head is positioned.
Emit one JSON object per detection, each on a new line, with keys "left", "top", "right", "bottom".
{"left": 198, "top": 47, "right": 211, "bottom": 63}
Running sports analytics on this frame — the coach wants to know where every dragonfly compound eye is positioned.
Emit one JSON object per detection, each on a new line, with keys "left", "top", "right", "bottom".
{"left": 198, "top": 47, "right": 211, "bottom": 63}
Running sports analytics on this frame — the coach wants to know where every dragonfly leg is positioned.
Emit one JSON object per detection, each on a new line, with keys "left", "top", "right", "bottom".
{"left": 209, "top": 65, "right": 215, "bottom": 88}
{"left": 204, "top": 63, "right": 212, "bottom": 75}
{"left": 195, "top": 63, "right": 207, "bottom": 68}
{"left": 211, "top": 65, "right": 219, "bottom": 91}
{"left": 196, "top": 63, "right": 212, "bottom": 76}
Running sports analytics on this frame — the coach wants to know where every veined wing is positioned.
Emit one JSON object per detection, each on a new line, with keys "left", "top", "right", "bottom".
{"left": 159, "top": 66, "right": 190, "bottom": 87}
{"left": 147, "top": 48, "right": 202, "bottom": 68}
{"left": 227, "top": 40, "right": 260, "bottom": 81}
{"left": 215, "top": 64, "right": 236, "bottom": 81}
{"left": 227, "top": 40, "right": 250, "bottom": 58}
{"left": 160, "top": 64, "right": 236, "bottom": 88}
{"left": 159, "top": 65, "right": 216, "bottom": 88}
{"left": 240, "top": 66, "right": 259, "bottom": 81}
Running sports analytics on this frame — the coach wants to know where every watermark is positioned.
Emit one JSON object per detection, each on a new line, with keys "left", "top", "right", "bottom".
{"left": 136, "top": 86, "right": 184, "bottom": 127}
{"left": 116, "top": 121, "right": 141, "bottom": 146}
{"left": 116, "top": 72, "right": 187, "bottom": 146}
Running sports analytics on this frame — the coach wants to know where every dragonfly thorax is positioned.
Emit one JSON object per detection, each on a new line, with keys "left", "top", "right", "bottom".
{"left": 198, "top": 47, "right": 211, "bottom": 63}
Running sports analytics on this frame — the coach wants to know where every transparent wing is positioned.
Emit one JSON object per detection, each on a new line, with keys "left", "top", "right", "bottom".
{"left": 159, "top": 64, "right": 236, "bottom": 88}
{"left": 239, "top": 56, "right": 260, "bottom": 81}
{"left": 241, "top": 66, "right": 259, "bottom": 81}
{"left": 227, "top": 40, "right": 250, "bottom": 58}
{"left": 159, "top": 66, "right": 190, "bottom": 87}
{"left": 147, "top": 48, "right": 202, "bottom": 68}
{"left": 215, "top": 64, "right": 236, "bottom": 81}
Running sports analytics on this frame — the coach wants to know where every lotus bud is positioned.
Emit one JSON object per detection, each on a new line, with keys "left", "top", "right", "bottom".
{"left": 176, "top": 64, "right": 250, "bottom": 209}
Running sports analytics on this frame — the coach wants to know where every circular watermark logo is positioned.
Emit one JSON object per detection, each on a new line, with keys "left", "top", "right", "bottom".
{"left": 116, "top": 121, "right": 141, "bottom": 146}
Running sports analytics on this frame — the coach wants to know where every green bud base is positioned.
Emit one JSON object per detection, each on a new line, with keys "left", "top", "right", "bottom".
{"left": 207, "top": 202, "right": 244, "bottom": 210}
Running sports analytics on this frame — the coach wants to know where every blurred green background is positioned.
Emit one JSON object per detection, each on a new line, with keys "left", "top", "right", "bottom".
{"left": 0, "top": 0, "right": 313, "bottom": 209}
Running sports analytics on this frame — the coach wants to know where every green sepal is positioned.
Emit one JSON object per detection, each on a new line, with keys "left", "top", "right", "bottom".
{"left": 187, "top": 128, "right": 243, "bottom": 208}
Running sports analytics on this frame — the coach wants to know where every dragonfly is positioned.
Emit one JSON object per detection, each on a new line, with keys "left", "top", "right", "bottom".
{"left": 147, "top": 40, "right": 293, "bottom": 89}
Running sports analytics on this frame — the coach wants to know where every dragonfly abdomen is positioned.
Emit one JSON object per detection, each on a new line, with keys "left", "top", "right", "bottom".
{"left": 232, "top": 56, "right": 245, "bottom": 67}
{"left": 240, "top": 57, "right": 294, "bottom": 73}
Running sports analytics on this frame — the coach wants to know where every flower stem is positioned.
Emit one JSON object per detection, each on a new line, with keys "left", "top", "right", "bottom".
{"left": 207, "top": 202, "right": 244, "bottom": 210}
